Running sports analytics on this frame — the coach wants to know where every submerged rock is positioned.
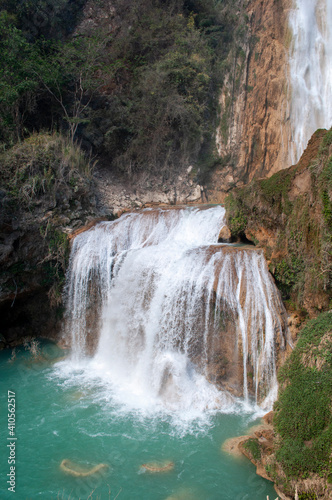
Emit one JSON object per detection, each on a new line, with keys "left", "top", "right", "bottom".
{"left": 141, "top": 461, "right": 174, "bottom": 473}
{"left": 60, "top": 459, "right": 108, "bottom": 477}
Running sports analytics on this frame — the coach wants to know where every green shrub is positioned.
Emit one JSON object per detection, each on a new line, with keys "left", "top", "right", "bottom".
{"left": 225, "top": 191, "right": 248, "bottom": 237}
{"left": 0, "top": 0, "right": 242, "bottom": 178}
{"left": 299, "top": 493, "right": 317, "bottom": 500}
{"left": 260, "top": 169, "right": 294, "bottom": 215}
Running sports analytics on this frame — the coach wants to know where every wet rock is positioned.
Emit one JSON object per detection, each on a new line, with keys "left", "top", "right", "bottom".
{"left": 141, "top": 461, "right": 174, "bottom": 473}
{"left": 218, "top": 225, "right": 231, "bottom": 242}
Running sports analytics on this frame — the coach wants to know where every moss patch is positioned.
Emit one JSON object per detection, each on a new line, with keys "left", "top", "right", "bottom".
{"left": 243, "top": 438, "right": 261, "bottom": 461}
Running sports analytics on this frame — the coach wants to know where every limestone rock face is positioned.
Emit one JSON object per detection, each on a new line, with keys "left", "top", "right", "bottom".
{"left": 93, "top": 166, "right": 203, "bottom": 217}
{"left": 212, "top": 0, "right": 292, "bottom": 201}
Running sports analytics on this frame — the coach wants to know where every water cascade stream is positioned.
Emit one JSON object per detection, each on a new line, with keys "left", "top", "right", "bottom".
{"left": 289, "top": 0, "right": 332, "bottom": 162}
{"left": 0, "top": 207, "right": 287, "bottom": 499}
{"left": 63, "top": 206, "right": 287, "bottom": 416}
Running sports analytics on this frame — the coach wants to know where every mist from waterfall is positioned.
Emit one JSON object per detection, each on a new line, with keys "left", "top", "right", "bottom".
{"left": 62, "top": 207, "right": 286, "bottom": 419}
{"left": 289, "top": 0, "right": 332, "bottom": 163}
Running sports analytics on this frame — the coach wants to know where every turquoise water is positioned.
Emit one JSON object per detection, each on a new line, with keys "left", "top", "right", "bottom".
{"left": 0, "top": 341, "right": 277, "bottom": 500}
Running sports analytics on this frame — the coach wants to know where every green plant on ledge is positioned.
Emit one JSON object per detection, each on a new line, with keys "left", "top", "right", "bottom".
{"left": 225, "top": 192, "right": 248, "bottom": 237}
{"left": 274, "top": 312, "right": 332, "bottom": 481}
{"left": 243, "top": 438, "right": 261, "bottom": 461}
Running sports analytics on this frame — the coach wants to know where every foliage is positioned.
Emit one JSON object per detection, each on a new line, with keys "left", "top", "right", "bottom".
{"left": 84, "top": 0, "right": 238, "bottom": 178}
{"left": 0, "top": 0, "right": 87, "bottom": 41}
{"left": 0, "top": 7, "right": 110, "bottom": 144}
{"left": 41, "top": 226, "right": 70, "bottom": 307}
{"left": 0, "top": 0, "right": 239, "bottom": 178}
{"left": 273, "top": 257, "right": 305, "bottom": 301}
{"left": 318, "top": 127, "right": 332, "bottom": 156}
{"left": 0, "top": 132, "right": 92, "bottom": 209}
{"left": 260, "top": 169, "right": 294, "bottom": 215}
{"left": 274, "top": 312, "right": 332, "bottom": 479}
{"left": 107, "top": 20, "right": 213, "bottom": 175}
{"left": 243, "top": 438, "right": 261, "bottom": 461}
{"left": 224, "top": 191, "right": 248, "bottom": 237}
{"left": 35, "top": 34, "right": 111, "bottom": 143}
{"left": 298, "top": 494, "right": 317, "bottom": 500}
{"left": 321, "top": 189, "right": 332, "bottom": 229}
{"left": 0, "top": 12, "right": 41, "bottom": 144}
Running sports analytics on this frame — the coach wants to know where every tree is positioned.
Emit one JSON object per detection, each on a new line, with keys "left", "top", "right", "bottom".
{"left": 0, "top": 12, "right": 40, "bottom": 143}
{"left": 34, "top": 34, "right": 110, "bottom": 143}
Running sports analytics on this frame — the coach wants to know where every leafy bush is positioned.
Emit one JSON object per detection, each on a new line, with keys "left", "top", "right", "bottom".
{"left": 299, "top": 494, "right": 317, "bottom": 500}
{"left": 224, "top": 191, "right": 248, "bottom": 237}
{"left": 273, "top": 257, "right": 305, "bottom": 300}
{"left": 260, "top": 169, "right": 294, "bottom": 216}
{"left": 0, "top": 0, "right": 240, "bottom": 179}
{"left": 0, "top": 12, "right": 41, "bottom": 144}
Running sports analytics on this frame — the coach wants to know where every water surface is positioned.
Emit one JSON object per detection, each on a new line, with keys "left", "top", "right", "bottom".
{"left": 0, "top": 343, "right": 277, "bottom": 500}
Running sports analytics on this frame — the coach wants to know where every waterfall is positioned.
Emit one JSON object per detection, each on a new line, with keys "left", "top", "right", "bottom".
{"left": 63, "top": 207, "right": 287, "bottom": 414}
{"left": 289, "top": 0, "right": 332, "bottom": 163}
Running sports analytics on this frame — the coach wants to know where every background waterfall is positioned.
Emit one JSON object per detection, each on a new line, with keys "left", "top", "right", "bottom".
{"left": 289, "top": 0, "right": 332, "bottom": 163}
{"left": 63, "top": 207, "right": 287, "bottom": 415}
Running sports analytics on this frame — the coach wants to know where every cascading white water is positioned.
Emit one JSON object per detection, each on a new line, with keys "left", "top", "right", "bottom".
{"left": 63, "top": 207, "right": 286, "bottom": 415}
{"left": 289, "top": 0, "right": 332, "bottom": 163}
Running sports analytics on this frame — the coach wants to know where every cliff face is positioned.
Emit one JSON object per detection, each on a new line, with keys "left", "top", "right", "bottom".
{"left": 224, "top": 128, "right": 332, "bottom": 318}
{"left": 211, "top": 0, "right": 292, "bottom": 201}
{"left": 0, "top": 134, "right": 100, "bottom": 347}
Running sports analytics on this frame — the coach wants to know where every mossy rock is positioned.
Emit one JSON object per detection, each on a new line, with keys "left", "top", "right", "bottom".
{"left": 274, "top": 312, "right": 332, "bottom": 480}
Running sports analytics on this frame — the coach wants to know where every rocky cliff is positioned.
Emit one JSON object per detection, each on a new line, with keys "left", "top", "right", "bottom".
{"left": 0, "top": 133, "right": 101, "bottom": 347}
{"left": 223, "top": 128, "right": 332, "bottom": 319}
{"left": 211, "top": 0, "right": 292, "bottom": 201}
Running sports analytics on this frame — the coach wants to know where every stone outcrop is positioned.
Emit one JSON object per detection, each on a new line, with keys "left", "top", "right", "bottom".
{"left": 225, "top": 405, "right": 332, "bottom": 500}
{"left": 224, "top": 129, "right": 332, "bottom": 317}
{"left": 222, "top": 413, "right": 276, "bottom": 481}
{"left": 94, "top": 165, "right": 204, "bottom": 217}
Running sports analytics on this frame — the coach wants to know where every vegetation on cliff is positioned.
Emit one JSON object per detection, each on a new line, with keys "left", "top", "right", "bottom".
{"left": 238, "top": 312, "right": 332, "bottom": 499}
{"left": 0, "top": 132, "right": 98, "bottom": 344}
{"left": 226, "top": 128, "right": 332, "bottom": 496}
{"left": 274, "top": 312, "right": 332, "bottom": 487}
{"left": 225, "top": 128, "right": 332, "bottom": 314}
{"left": 1, "top": 132, "right": 93, "bottom": 210}
{"left": 0, "top": 0, "right": 243, "bottom": 180}
{"left": 0, "top": 0, "right": 244, "bottom": 344}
